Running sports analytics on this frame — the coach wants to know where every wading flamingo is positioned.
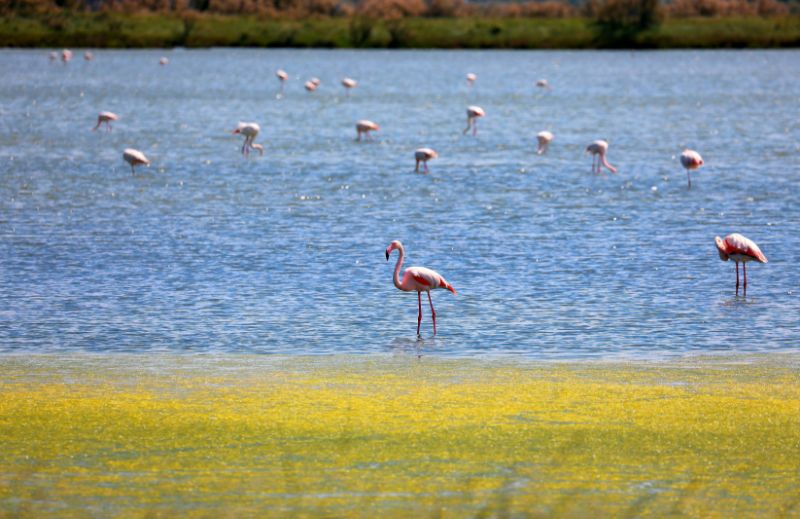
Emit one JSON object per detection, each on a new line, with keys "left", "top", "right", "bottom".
{"left": 536, "top": 131, "right": 553, "bottom": 155}
{"left": 356, "top": 120, "right": 379, "bottom": 141}
{"left": 680, "top": 149, "right": 704, "bottom": 188}
{"left": 232, "top": 122, "right": 262, "bottom": 156}
{"left": 536, "top": 79, "right": 550, "bottom": 90}
{"left": 49, "top": 51, "right": 57, "bottom": 62}
{"left": 94, "top": 111, "right": 118, "bottom": 131}
{"left": 415, "top": 148, "right": 438, "bottom": 173}
{"left": 464, "top": 106, "right": 485, "bottom": 136}
{"left": 159, "top": 57, "right": 168, "bottom": 66}
{"left": 586, "top": 140, "right": 617, "bottom": 174}
{"left": 61, "top": 49, "right": 72, "bottom": 63}
{"left": 342, "top": 77, "right": 357, "bottom": 95}
{"left": 84, "top": 51, "right": 93, "bottom": 61}
{"left": 276, "top": 69, "right": 288, "bottom": 93}
{"left": 715, "top": 233, "right": 767, "bottom": 294}
{"left": 123, "top": 148, "right": 149, "bottom": 174}
{"left": 466, "top": 73, "right": 476, "bottom": 86}
{"left": 305, "top": 78, "right": 320, "bottom": 91}
{"left": 386, "top": 240, "right": 456, "bottom": 337}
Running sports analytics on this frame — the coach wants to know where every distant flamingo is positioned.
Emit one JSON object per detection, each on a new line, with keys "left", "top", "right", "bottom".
{"left": 586, "top": 140, "right": 617, "bottom": 174}
{"left": 159, "top": 57, "right": 168, "bottom": 66}
{"left": 463, "top": 106, "right": 485, "bottom": 136}
{"left": 311, "top": 77, "right": 321, "bottom": 86}
{"left": 466, "top": 73, "right": 476, "bottom": 86}
{"left": 356, "top": 120, "right": 379, "bottom": 141}
{"left": 536, "top": 79, "right": 550, "bottom": 90}
{"left": 342, "top": 77, "right": 357, "bottom": 95}
{"left": 93, "top": 111, "right": 118, "bottom": 131}
{"left": 715, "top": 233, "right": 768, "bottom": 294}
{"left": 415, "top": 148, "right": 438, "bottom": 173}
{"left": 123, "top": 148, "right": 149, "bottom": 174}
{"left": 386, "top": 240, "right": 456, "bottom": 337}
{"left": 84, "top": 51, "right": 93, "bottom": 61}
{"left": 680, "top": 149, "right": 704, "bottom": 188}
{"left": 232, "top": 122, "right": 262, "bottom": 156}
{"left": 305, "top": 78, "right": 320, "bottom": 91}
{"left": 61, "top": 49, "right": 72, "bottom": 63}
{"left": 49, "top": 51, "right": 57, "bottom": 62}
{"left": 536, "top": 131, "right": 553, "bottom": 155}
{"left": 276, "top": 69, "right": 288, "bottom": 93}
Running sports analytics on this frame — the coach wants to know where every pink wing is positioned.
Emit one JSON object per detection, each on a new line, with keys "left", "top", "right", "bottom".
{"left": 725, "top": 234, "right": 768, "bottom": 263}
{"left": 405, "top": 267, "right": 456, "bottom": 294}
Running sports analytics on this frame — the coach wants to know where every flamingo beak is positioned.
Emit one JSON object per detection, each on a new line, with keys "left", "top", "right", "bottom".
{"left": 385, "top": 250, "right": 390, "bottom": 261}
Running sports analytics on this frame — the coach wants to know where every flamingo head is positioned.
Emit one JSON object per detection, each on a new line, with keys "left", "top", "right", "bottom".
{"left": 714, "top": 236, "right": 730, "bottom": 261}
{"left": 385, "top": 240, "right": 403, "bottom": 260}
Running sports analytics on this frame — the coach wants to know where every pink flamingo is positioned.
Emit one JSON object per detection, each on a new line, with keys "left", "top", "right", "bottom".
{"left": 715, "top": 233, "right": 767, "bottom": 294}
{"left": 276, "top": 69, "right": 288, "bottom": 93}
{"left": 356, "top": 120, "right": 379, "bottom": 141}
{"left": 305, "top": 78, "right": 320, "bottom": 91}
{"left": 586, "top": 140, "right": 617, "bottom": 174}
{"left": 123, "top": 148, "right": 149, "bottom": 174}
{"left": 342, "top": 77, "right": 357, "bottom": 95}
{"left": 415, "top": 148, "right": 438, "bottom": 173}
{"left": 232, "top": 122, "right": 263, "bottom": 156}
{"left": 84, "top": 51, "right": 93, "bottom": 61}
{"left": 536, "top": 79, "right": 551, "bottom": 90}
{"left": 464, "top": 106, "right": 485, "bottom": 136}
{"left": 159, "top": 57, "right": 168, "bottom": 66}
{"left": 61, "top": 49, "right": 72, "bottom": 63}
{"left": 386, "top": 240, "right": 456, "bottom": 337}
{"left": 536, "top": 131, "right": 553, "bottom": 155}
{"left": 93, "top": 111, "right": 118, "bottom": 131}
{"left": 466, "top": 73, "right": 476, "bottom": 86}
{"left": 680, "top": 149, "right": 704, "bottom": 188}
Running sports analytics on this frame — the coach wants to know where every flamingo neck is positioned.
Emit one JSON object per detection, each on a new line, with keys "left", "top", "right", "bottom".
{"left": 392, "top": 246, "right": 405, "bottom": 291}
{"left": 600, "top": 153, "right": 617, "bottom": 173}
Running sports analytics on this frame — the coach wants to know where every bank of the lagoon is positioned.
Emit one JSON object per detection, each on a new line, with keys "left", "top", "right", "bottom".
{"left": 2, "top": 14, "right": 800, "bottom": 48}
{"left": 1, "top": 354, "right": 798, "bottom": 516}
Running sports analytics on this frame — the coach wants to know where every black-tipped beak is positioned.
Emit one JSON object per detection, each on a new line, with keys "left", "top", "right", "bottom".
{"left": 385, "top": 251, "right": 389, "bottom": 261}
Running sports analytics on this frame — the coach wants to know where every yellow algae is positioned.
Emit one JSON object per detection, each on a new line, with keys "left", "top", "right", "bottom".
{"left": 0, "top": 354, "right": 799, "bottom": 517}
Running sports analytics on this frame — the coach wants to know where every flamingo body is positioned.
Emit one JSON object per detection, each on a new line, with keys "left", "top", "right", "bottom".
{"left": 464, "top": 105, "right": 485, "bottom": 135}
{"left": 586, "top": 140, "right": 617, "bottom": 174}
{"left": 466, "top": 73, "right": 477, "bottom": 85}
{"left": 356, "top": 120, "right": 379, "bottom": 141}
{"left": 536, "top": 131, "right": 553, "bottom": 155}
{"left": 715, "top": 233, "right": 767, "bottom": 293}
{"left": 304, "top": 80, "right": 318, "bottom": 92}
{"left": 123, "top": 148, "right": 149, "bottom": 174}
{"left": 84, "top": 51, "right": 94, "bottom": 61}
{"left": 415, "top": 147, "right": 438, "bottom": 173}
{"left": 276, "top": 69, "right": 288, "bottom": 93}
{"left": 342, "top": 77, "right": 357, "bottom": 94}
{"left": 536, "top": 79, "right": 550, "bottom": 89}
{"left": 159, "top": 57, "right": 168, "bottom": 65}
{"left": 680, "top": 149, "right": 704, "bottom": 187}
{"left": 232, "top": 122, "right": 262, "bottom": 156}
{"left": 94, "top": 111, "right": 118, "bottom": 131}
{"left": 61, "top": 49, "right": 72, "bottom": 63}
{"left": 386, "top": 240, "right": 456, "bottom": 336}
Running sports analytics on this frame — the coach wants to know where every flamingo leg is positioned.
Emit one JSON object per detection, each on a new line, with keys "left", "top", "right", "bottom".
{"left": 415, "top": 159, "right": 420, "bottom": 173}
{"left": 463, "top": 119, "right": 470, "bottom": 135}
{"left": 687, "top": 170, "right": 692, "bottom": 188}
{"left": 735, "top": 262, "right": 740, "bottom": 293}
{"left": 130, "top": 164, "right": 135, "bottom": 175}
{"left": 473, "top": 120, "right": 477, "bottom": 136}
{"left": 417, "top": 292, "right": 422, "bottom": 337}
{"left": 427, "top": 291, "right": 436, "bottom": 336}
{"left": 425, "top": 161, "right": 429, "bottom": 173}
{"left": 743, "top": 263, "right": 747, "bottom": 289}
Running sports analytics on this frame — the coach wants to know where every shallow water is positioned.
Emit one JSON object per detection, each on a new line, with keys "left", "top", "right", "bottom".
{"left": 1, "top": 49, "right": 799, "bottom": 357}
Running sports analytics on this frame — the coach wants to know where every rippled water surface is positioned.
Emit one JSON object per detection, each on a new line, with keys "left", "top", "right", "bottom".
{"left": 1, "top": 49, "right": 798, "bottom": 358}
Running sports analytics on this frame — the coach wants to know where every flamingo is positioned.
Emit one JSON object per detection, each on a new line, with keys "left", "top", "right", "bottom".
{"left": 536, "top": 79, "right": 550, "bottom": 90}
{"left": 356, "top": 120, "right": 379, "bottom": 141}
{"left": 536, "top": 131, "right": 553, "bottom": 155}
{"left": 304, "top": 79, "right": 318, "bottom": 92}
{"left": 93, "top": 111, "right": 118, "bottom": 131}
{"left": 680, "top": 149, "right": 704, "bottom": 188}
{"left": 276, "top": 69, "right": 288, "bottom": 93}
{"left": 342, "top": 77, "right": 357, "bottom": 95}
{"left": 232, "top": 122, "right": 262, "bottom": 156}
{"left": 466, "top": 73, "right": 477, "bottom": 86}
{"left": 84, "top": 51, "right": 93, "bottom": 61}
{"left": 123, "top": 148, "right": 149, "bottom": 174}
{"left": 386, "top": 240, "right": 456, "bottom": 337}
{"left": 715, "top": 233, "right": 768, "bottom": 294}
{"left": 586, "top": 140, "right": 617, "bottom": 174}
{"left": 159, "top": 57, "right": 168, "bottom": 66}
{"left": 61, "top": 49, "right": 72, "bottom": 63}
{"left": 415, "top": 148, "right": 438, "bottom": 173}
{"left": 463, "top": 106, "right": 485, "bottom": 136}
{"left": 49, "top": 51, "right": 57, "bottom": 62}
{"left": 311, "top": 77, "right": 321, "bottom": 86}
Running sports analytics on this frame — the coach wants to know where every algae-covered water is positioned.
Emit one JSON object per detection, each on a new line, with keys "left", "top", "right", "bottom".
{"left": 1, "top": 355, "right": 799, "bottom": 516}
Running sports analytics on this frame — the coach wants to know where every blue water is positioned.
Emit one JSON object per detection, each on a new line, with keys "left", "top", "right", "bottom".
{"left": 1, "top": 49, "right": 798, "bottom": 358}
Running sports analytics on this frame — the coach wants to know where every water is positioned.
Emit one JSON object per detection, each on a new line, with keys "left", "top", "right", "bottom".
{"left": 1, "top": 49, "right": 798, "bottom": 358}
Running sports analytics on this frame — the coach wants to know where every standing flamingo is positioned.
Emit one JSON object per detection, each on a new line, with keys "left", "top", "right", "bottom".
{"left": 415, "top": 148, "right": 438, "bottom": 173}
{"left": 586, "top": 140, "right": 617, "bottom": 174}
{"left": 304, "top": 78, "right": 320, "bottom": 92}
{"left": 536, "top": 79, "right": 550, "bottom": 90}
{"left": 466, "top": 73, "right": 477, "bottom": 86}
{"left": 680, "top": 149, "right": 704, "bottom": 188}
{"left": 536, "top": 131, "right": 553, "bottom": 155}
{"left": 84, "top": 51, "right": 94, "bottom": 61}
{"left": 276, "top": 69, "right": 288, "bottom": 93}
{"left": 463, "top": 106, "right": 485, "bottom": 136}
{"left": 386, "top": 240, "right": 456, "bottom": 337}
{"left": 232, "top": 122, "right": 262, "bottom": 156}
{"left": 356, "top": 120, "right": 379, "bottom": 141}
{"left": 715, "top": 233, "right": 768, "bottom": 294}
{"left": 93, "top": 111, "right": 118, "bottom": 131}
{"left": 159, "top": 57, "right": 168, "bottom": 66}
{"left": 123, "top": 148, "right": 149, "bottom": 174}
{"left": 342, "top": 77, "right": 357, "bottom": 95}
{"left": 61, "top": 49, "right": 72, "bottom": 63}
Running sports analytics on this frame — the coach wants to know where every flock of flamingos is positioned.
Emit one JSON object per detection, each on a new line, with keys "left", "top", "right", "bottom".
{"left": 56, "top": 48, "right": 769, "bottom": 337}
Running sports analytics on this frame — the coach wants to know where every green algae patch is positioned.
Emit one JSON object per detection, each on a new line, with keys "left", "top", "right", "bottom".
{"left": 0, "top": 355, "right": 798, "bottom": 517}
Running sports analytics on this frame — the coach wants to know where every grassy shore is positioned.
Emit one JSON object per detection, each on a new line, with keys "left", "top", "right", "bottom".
{"left": 1, "top": 354, "right": 798, "bottom": 516}
{"left": 1, "top": 14, "right": 799, "bottom": 48}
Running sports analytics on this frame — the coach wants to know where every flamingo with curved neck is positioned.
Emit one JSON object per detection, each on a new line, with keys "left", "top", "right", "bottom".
{"left": 386, "top": 240, "right": 456, "bottom": 337}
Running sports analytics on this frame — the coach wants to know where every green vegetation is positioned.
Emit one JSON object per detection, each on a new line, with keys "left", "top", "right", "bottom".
{"left": 1, "top": 13, "right": 799, "bottom": 48}
{"left": 1, "top": 354, "right": 799, "bottom": 516}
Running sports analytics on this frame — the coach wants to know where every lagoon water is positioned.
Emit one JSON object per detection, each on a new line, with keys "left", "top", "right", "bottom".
{"left": 1, "top": 49, "right": 798, "bottom": 358}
